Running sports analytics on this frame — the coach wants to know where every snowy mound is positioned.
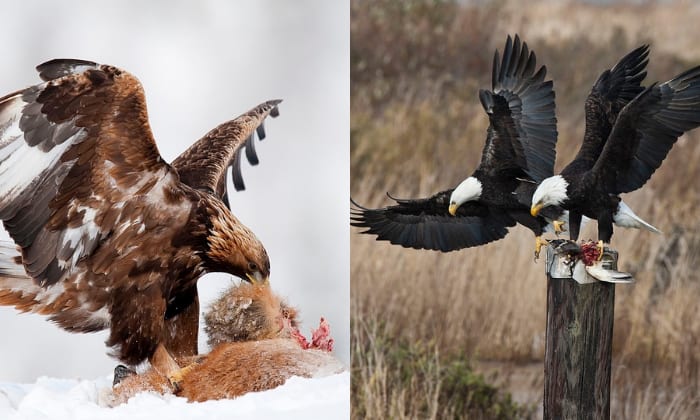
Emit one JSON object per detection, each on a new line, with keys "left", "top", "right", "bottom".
{"left": 0, "top": 371, "right": 349, "bottom": 420}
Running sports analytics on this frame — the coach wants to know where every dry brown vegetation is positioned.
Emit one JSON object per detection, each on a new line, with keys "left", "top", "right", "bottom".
{"left": 351, "top": 0, "right": 700, "bottom": 418}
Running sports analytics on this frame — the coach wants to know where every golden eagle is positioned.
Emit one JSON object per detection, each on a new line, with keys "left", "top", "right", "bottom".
{"left": 0, "top": 59, "right": 280, "bottom": 383}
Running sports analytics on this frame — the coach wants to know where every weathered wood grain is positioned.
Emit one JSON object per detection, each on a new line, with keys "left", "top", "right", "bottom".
{"left": 544, "top": 276, "right": 615, "bottom": 420}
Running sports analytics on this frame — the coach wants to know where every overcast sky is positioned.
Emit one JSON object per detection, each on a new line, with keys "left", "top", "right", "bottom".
{"left": 0, "top": 0, "right": 349, "bottom": 382}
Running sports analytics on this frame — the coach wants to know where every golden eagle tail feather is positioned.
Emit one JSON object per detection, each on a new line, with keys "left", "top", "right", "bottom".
{"left": 0, "top": 241, "right": 43, "bottom": 312}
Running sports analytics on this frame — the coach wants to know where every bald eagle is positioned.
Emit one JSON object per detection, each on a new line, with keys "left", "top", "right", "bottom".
{"left": 0, "top": 59, "right": 280, "bottom": 385}
{"left": 531, "top": 45, "right": 700, "bottom": 252}
{"left": 352, "top": 35, "right": 560, "bottom": 257}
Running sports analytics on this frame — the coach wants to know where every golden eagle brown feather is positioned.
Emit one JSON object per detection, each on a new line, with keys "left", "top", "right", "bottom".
{"left": 206, "top": 199, "right": 270, "bottom": 281}
{"left": 0, "top": 59, "right": 277, "bottom": 369}
{"left": 171, "top": 99, "right": 281, "bottom": 206}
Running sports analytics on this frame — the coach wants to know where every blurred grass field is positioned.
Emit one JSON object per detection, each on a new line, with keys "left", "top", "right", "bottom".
{"left": 351, "top": 1, "right": 700, "bottom": 418}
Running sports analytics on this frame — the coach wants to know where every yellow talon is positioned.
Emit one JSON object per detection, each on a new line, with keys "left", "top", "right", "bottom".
{"left": 553, "top": 220, "right": 566, "bottom": 235}
{"left": 534, "top": 236, "right": 548, "bottom": 261}
{"left": 597, "top": 240, "right": 605, "bottom": 261}
{"left": 168, "top": 362, "right": 198, "bottom": 393}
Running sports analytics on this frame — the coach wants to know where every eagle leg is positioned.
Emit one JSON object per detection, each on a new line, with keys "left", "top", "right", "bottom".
{"left": 150, "top": 343, "right": 188, "bottom": 392}
{"left": 553, "top": 220, "right": 566, "bottom": 236}
{"left": 534, "top": 236, "right": 548, "bottom": 261}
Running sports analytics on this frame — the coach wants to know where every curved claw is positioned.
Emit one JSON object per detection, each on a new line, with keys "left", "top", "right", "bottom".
{"left": 534, "top": 236, "right": 548, "bottom": 261}
{"left": 167, "top": 356, "right": 206, "bottom": 393}
{"left": 597, "top": 240, "right": 605, "bottom": 261}
{"left": 553, "top": 220, "right": 566, "bottom": 236}
{"left": 167, "top": 362, "right": 198, "bottom": 393}
{"left": 150, "top": 343, "right": 187, "bottom": 393}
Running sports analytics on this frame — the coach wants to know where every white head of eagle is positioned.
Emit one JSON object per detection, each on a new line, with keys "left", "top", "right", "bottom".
{"left": 449, "top": 177, "right": 482, "bottom": 216}
{"left": 531, "top": 175, "right": 569, "bottom": 216}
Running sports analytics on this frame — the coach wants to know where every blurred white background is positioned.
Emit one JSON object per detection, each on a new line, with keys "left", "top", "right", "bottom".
{"left": 0, "top": 0, "right": 349, "bottom": 382}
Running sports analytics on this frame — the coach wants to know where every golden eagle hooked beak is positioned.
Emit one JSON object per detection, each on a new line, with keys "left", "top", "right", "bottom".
{"left": 530, "top": 202, "right": 543, "bottom": 217}
{"left": 448, "top": 203, "right": 458, "bottom": 216}
{"left": 245, "top": 272, "right": 269, "bottom": 285}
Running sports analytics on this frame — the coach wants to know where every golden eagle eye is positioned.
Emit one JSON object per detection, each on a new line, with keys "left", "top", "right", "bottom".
{"left": 248, "top": 261, "right": 258, "bottom": 272}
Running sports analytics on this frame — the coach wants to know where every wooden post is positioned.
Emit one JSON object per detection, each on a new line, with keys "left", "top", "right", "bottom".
{"left": 544, "top": 244, "right": 615, "bottom": 420}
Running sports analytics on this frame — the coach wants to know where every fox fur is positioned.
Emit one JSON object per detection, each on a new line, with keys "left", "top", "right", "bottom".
{"left": 109, "top": 282, "right": 343, "bottom": 404}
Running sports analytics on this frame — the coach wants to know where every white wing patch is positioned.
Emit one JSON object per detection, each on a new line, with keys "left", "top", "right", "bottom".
{"left": 85, "top": 305, "right": 110, "bottom": 327}
{"left": 0, "top": 93, "right": 85, "bottom": 212}
{"left": 58, "top": 205, "right": 102, "bottom": 270}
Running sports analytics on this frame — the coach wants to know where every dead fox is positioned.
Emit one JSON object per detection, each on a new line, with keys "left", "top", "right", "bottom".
{"left": 109, "top": 282, "right": 342, "bottom": 404}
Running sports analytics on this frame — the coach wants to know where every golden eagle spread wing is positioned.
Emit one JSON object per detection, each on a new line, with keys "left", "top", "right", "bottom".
{"left": 171, "top": 100, "right": 281, "bottom": 208}
{"left": 0, "top": 59, "right": 195, "bottom": 363}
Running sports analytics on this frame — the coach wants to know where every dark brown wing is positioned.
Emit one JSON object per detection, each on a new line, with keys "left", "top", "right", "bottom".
{"left": 477, "top": 34, "right": 557, "bottom": 182}
{"left": 593, "top": 65, "right": 700, "bottom": 193}
{"left": 351, "top": 191, "right": 516, "bottom": 252}
{"left": 0, "top": 59, "right": 184, "bottom": 289}
{"left": 171, "top": 100, "right": 281, "bottom": 208}
{"left": 562, "top": 45, "right": 648, "bottom": 176}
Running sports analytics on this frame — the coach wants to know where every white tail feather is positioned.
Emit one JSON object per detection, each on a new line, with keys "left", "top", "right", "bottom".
{"left": 0, "top": 240, "right": 39, "bottom": 302}
{"left": 0, "top": 240, "right": 40, "bottom": 307}
{"left": 0, "top": 241, "right": 72, "bottom": 314}
{"left": 613, "top": 200, "right": 661, "bottom": 234}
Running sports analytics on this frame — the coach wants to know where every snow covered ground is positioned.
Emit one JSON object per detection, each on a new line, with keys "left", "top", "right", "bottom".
{"left": 0, "top": 372, "right": 349, "bottom": 420}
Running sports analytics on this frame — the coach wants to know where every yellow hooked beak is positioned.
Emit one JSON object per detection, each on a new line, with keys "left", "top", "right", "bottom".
{"left": 448, "top": 203, "right": 458, "bottom": 216}
{"left": 530, "top": 202, "right": 543, "bottom": 217}
{"left": 246, "top": 272, "right": 269, "bottom": 285}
